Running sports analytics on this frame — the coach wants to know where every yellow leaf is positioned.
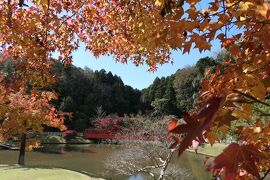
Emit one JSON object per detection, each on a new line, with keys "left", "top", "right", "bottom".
{"left": 255, "top": 3, "right": 269, "bottom": 17}
{"left": 232, "top": 104, "right": 252, "bottom": 120}
{"left": 206, "top": 132, "right": 218, "bottom": 145}
{"left": 239, "top": 2, "right": 254, "bottom": 12}
{"left": 155, "top": 0, "right": 164, "bottom": 6}
{"left": 239, "top": 16, "right": 246, "bottom": 21}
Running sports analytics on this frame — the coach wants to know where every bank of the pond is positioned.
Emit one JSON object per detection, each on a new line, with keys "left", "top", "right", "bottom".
{"left": 38, "top": 136, "right": 227, "bottom": 157}
{"left": 37, "top": 135, "right": 93, "bottom": 144}
{"left": 0, "top": 165, "right": 104, "bottom": 180}
{"left": 186, "top": 143, "right": 227, "bottom": 157}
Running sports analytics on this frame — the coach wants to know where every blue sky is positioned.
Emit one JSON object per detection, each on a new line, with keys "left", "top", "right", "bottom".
{"left": 72, "top": 42, "right": 221, "bottom": 90}
{"left": 71, "top": 0, "right": 227, "bottom": 90}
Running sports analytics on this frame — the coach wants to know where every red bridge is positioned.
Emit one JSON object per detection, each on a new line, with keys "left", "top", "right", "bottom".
{"left": 83, "top": 128, "right": 157, "bottom": 141}
{"left": 83, "top": 129, "right": 115, "bottom": 139}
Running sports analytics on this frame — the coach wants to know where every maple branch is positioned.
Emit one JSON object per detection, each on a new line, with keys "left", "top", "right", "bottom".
{"left": 209, "top": 0, "right": 242, "bottom": 17}
{"left": 210, "top": 18, "right": 270, "bottom": 38}
{"left": 232, "top": 19, "right": 270, "bottom": 25}
{"left": 253, "top": 108, "right": 270, "bottom": 117}
{"left": 221, "top": 0, "right": 228, "bottom": 38}
{"left": 19, "top": 0, "right": 29, "bottom": 7}
{"left": 203, "top": 9, "right": 270, "bottom": 40}
{"left": 233, "top": 89, "right": 270, "bottom": 108}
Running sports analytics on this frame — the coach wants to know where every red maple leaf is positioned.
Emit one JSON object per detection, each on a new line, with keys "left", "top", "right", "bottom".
{"left": 168, "top": 95, "right": 222, "bottom": 156}
{"left": 209, "top": 143, "right": 265, "bottom": 180}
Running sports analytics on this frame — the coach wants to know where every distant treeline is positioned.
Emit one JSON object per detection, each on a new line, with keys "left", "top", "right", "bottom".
{"left": 51, "top": 63, "right": 143, "bottom": 131}
{"left": 52, "top": 56, "right": 219, "bottom": 131}
{"left": 141, "top": 56, "right": 217, "bottom": 116}
{"left": 0, "top": 53, "right": 226, "bottom": 131}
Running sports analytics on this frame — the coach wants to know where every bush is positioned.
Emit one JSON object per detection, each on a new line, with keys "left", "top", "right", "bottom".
{"left": 94, "top": 115, "right": 122, "bottom": 132}
{"left": 62, "top": 130, "right": 77, "bottom": 141}
{"left": 36, "top": 135, "right": 64, "bottom": 143}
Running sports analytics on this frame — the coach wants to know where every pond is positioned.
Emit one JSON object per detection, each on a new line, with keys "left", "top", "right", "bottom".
{"left": 0, "top": 144, "right": 211, "bottom": 179}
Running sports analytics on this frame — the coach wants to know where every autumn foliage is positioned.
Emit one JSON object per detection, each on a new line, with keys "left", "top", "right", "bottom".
{"left": 0, "top": 0, "right": 270, "bottom": 179}
{"left": 210, "top": 143, "right": 267, "bottom": 179}
{"left": 0, "top": 79, "right": 66, "bottom": 148}
{"left": 94, "top": 115, "right": 123, "bottom": 132}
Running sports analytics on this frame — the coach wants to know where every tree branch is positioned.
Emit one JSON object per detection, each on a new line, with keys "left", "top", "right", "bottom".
{"left": 233, "top": 89, "right": 270, "bottom": 108}
{"left": 158, "top": 148, "right": 176, "bottom": 180}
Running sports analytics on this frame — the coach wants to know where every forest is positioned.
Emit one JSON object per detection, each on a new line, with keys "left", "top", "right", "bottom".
{"left": 0, "top": 54, "right": 219, "bottom": 131}
{"left": 2, "top": 55, "right": 220, "bottom": 131}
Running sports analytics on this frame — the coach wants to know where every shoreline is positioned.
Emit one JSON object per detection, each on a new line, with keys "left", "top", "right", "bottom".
{"left": 185, "top": 149, "right": 216, "bottom": 157}
{"left": 185, "top": 143, "right": 227, "bottom": 157}
{"left": 41, "top": 142, "right": 97, "bottom": 145}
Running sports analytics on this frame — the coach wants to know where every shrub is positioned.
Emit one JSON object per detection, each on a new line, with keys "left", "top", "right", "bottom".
{"left": 62, "top": 130, "right": 77, "bottom": 141}
{"left": 94, "top": 115, "right": 122, "bottom": 132}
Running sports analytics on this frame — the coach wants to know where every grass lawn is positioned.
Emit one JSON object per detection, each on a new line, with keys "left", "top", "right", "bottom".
{"left": 0, "top": 165, "right": 104, "bottom": 180}
{"left": 186, "top": 143, "right": 227, "bottom": 157}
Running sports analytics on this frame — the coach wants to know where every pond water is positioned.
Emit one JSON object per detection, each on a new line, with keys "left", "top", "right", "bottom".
{"left": 0, "top": 144, "right": 211, "bottom": 179}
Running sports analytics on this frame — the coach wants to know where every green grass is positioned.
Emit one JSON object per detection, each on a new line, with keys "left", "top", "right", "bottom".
{"left": 0, "top": 165, "right": 104, "bottom": 180}
{"left": 186, "top": 143, "right": 227, "bottom": 157}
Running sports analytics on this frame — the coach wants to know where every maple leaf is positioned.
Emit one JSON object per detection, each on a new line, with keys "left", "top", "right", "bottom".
{"left": 221, "top": 37, "right": 238, "bottom": 47}
{"left": 209, "top": 143, "right": 266, "bottom": 180}
{"left": 183, "top": 41, "right": 192, "bottom": 54}
{"left": 168, "top": 95, "right": 222, "bottom": 156}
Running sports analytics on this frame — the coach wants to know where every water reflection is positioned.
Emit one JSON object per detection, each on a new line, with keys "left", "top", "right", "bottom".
{"left": 129, "top": 175, "right": 144, "bottom": 180}
{"left": 0, "top": 144, "right": 211, "bottom": 179}
{"left": 37, "top": 144, "right": 96, "bottom": 154}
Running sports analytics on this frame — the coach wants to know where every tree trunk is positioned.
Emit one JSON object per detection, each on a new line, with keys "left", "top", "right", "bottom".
{"left": 18, "top": 133, "right": 26, "bottom": 165}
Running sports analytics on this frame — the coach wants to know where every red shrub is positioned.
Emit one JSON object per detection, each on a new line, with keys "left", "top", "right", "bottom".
{"left": 94, "top": 115, "right": 122, "bottom": 132}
